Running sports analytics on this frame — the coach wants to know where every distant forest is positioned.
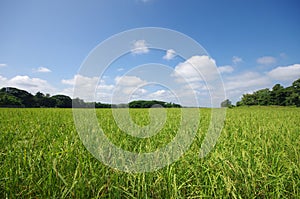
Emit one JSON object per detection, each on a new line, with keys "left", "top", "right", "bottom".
{"left": 1, "top": 78, "right": 299, "bottom": 108}
{"left": 0, "top": 87, "right": 181, "bottom": 108}
{"left": 236, "top": 78, "right": 300, "bottom": 107}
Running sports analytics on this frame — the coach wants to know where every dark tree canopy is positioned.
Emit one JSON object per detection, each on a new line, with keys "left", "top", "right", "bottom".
{"left": 0, "top": 92, "right": 23, "bottom": 107}
{"left": 129, "top": 100, "right": 181, "bottom": 108}
{"left": 221, "top": 99, "right": 232, "bottom": 107}
{"left": 0, "top": 87, "right": 182, "bottom": 108}
{"left": 51, "top": 95, "right": 72, "bottom": 108}
{"left": 0, "top": 87, "right": 72, "bottom": 108}
{"left": 0, "top": 87, "right": 34, "bottom": 107}
{"left": 237, "top": 78, "right": 300, "bottom": 107}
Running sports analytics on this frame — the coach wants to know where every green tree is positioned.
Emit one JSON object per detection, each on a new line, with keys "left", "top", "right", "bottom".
{"left": 270, "top": 84, "right": 286, "bottom": 105}
{"left": 221, "top": 99, "right": 232, "bottom": 107}
{"left": 95, "top": 102, "right": 111, "bottom": 108}
{"left": 128, "top": 100, "right": 181, "bottom": 108}
{"left": 285, "top": 78, "right": 300, "bottom": 106}
{"left": 34, "top": 91, "right": 45, "bottom": 107}
{"left": 254, "top": 88, "right": 271, "bottom": 105}
{"left": 0, "top": 92, "right": 23, "bottom": 107}
{"left": 239, "top": 94, "right": 257, "bottom": 106}
{"left": 72, "top": 97, "right": 86, "bottom": 108}
{"left": 0, "top": 87, "right": 34, "bottom": 107}
{"left": 51, "top": 95, "right": 72, "bottom": 108}
{"left": 41, "top": 95, "right": 57, "bottom": 107}
{"left": 236, "top": 78, "right": 300, "bottom": 107}
{"left": 292, "top": 78, "right": 300, "bottom": 89}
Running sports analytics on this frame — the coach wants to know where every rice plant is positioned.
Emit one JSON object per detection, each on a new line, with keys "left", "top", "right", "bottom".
{"left": 0, "top": 107, "right": 299, "bottom": 198}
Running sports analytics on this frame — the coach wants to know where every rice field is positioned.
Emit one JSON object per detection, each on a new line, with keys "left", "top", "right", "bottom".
{"left": 0, "top": 107, "right": 299, "bottom": 198}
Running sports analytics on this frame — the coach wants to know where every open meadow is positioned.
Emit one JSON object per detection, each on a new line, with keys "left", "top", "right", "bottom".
{"left": 0, "top": 107, "right": 299, "bottom": 198}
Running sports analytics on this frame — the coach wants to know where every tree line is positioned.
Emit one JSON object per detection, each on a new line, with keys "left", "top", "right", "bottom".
{"left": 2, "top": 77, "right": 299, "bottom": 108}
{"left": 0, "top": 87, "right": 72, "bottom": 108}
{"left": 128, "top": 100, "right": 181, "bottom": 108}
{"left": 0, "top": 87, "right": 181, "bottom": 108}
{"left": 236, "top": 78, "right": 300, "bottom": 107}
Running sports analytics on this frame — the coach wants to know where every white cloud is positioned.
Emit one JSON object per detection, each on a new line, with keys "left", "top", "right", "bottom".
{"left": 61, "top": 78, "right": 74, "bottom": 85}
{"left": 218, "top": 65, "right": 234, "bottom": 73}
{"left": 257, "top": 56, "right": 276, "bottom": 65}
{"left": 152, "top": 89, "right": 166, "bottom": 96}
{"left": 60, "top": 73, "right": 206, "bottom": 106}
{"left": 163, "top": 49, "right": 176, "bottom": 60}
{"left": 222, "top": 72, "right": 273, "bottom": 104}
{"left": 117, "top": 68, "right": 124, "bottom": 71}
{"left": 148, "top": 89, "right": 167, "bottom": 98}
{"left": 115, "top": 75, "right": 147, "bottom": 87}
{"left": 113, "top": 75, "right": 149, "bottom": 103}
{"left": 0, "top": 75, "right": 55, "bottom": 94}
{"left": 0, "top": 63, "right": 7, "bottom": 67}
{"left": 183, "top": 82, "right": 208, "bottom": 90}
{"left": 33, "top": 66, "right": 52, "bottom": 73}
{"left": 145, "top": 89, "right": 176, "bottom": 102}
{"left": 131, "top": 40, "right": 149, "bottom": 54}
{"left": 225, "top": 72, "right": 271, "bottom": 91}
{"left": 62, "top": 74, "right": 98, "bottom": 86}
{"left": 173, "top": 55, "right": 219, "bottom": 82}
{"left": 218, "top": 63, "right": 300, "bottom": 104}
{"left": 0, "top": 75, "right": 8, "bottom": 86}
{"left": 98, "top": 83, "right": 115, "bottom": 91}
{"left": 61, "top": 75, "right": 115, "bottom": 102}
{"left": 172, "top": 55, "right": 226, "bottom": 107}
{"left": 232, "top": 56, "right": 243, "bottom": 64}
{"left": 61, "top": 75, "right": 150, "bottom": 103}
{"left": 61, "top": 74, "right": 152, "bottom": 103}
{"left": 267, "top": 64, "right": 300, "bottom": 81}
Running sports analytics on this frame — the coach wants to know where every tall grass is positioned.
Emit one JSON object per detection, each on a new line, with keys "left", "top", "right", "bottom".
{"left": 0, "top": 107, "right": 299, "bottom": 198}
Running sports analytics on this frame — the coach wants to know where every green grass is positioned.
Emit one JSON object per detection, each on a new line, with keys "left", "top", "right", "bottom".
{"left": 0, "top": 107, "right": 299, "bottom": 198}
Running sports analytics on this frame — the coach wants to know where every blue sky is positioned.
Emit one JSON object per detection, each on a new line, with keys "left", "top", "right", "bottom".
{"left": 0, "top": 0, "right": 300, "bottom": 106}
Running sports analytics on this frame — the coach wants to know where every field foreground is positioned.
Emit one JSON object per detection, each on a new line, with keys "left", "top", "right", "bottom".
{"left": 0, "top": 107, "right": 299, "bottom": 198}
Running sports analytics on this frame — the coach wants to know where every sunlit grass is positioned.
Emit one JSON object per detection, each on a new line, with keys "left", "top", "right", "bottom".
{"left": 0, "top": 107, "right": 299, "bottom": 198}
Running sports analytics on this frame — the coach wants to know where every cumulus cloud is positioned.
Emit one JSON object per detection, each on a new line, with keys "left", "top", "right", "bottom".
{"left": 218, "top": 65, "right": 234, "bottom": 73}
{"left": 61, "top": 74, "right": 150, "bottom": 103}
{"left": 61, "top": 75, "right": 114, "bottom": 101}
{"left": 61, "top": 78, "right": 75, "bottom": 85}
{"left": 219, "top": 63, "right": 300, "bottom": 104}
{"left": 131, "top": 40, "right": 149, "bottom": 54}
{"left": 144, "top": 89, "right": 177, "bottom": 102}
{"left": 173, "top": 55, "right": 219, "bottom": 82}
{"left": 225, "top": 72, "right": 271, "bottom": 91}
{"left": 257, "top": 56, "right": 276, "bottom": 65}
{"left": 171, "top": 55, "right": 226, "bottom": 106}
{"left": 163, "top": 49, "right": 176, "bottom": 60}
{"left": 108, "top": 75, "right": 149, "bottom": 103}
{"left": 151, "top": 89, "right": 167, "bottom": 96}
{"left": 148, "top": 89, "right": 168, "bottom": 98}
{"left": 0, "top": 75, "right": 55, "bottom": 94}
{"left": 0, "top": 63, "right": 7, "bottom": 67}
{"left": 232, "top": 56, "right": 243, "bottom": 64}
{"left": 222, "top": 72, "right": 273, "bottom": 104}
{"left": 0, "top": 75, "right": 7, "bottom": 86}
{"left": 34, "top": 67, "right": 51, "bottom": 73}
{"left": 267, "top": 64, "right": 300, "bottom": 81}
{"left": 61, "top": 74, "right": 98, "bottom": 86}
{"left": 115, "top": 75, "right": 147, "bottom": 87}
